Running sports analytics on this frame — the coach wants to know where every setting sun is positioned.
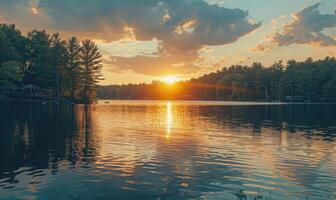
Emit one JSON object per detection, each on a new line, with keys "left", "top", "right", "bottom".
{"left": 163, "top": 76, "right": 178, "bottom": 84}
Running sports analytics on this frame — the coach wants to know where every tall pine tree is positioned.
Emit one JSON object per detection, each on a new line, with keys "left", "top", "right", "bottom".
{"left": 50, "top": 33, "right": 68, "bottom": 101}
{"left": 79, "top": 40, "right": 103, "bottom": 103}
{"left": 66, "top": 37, "right": 81, "bottom": 101}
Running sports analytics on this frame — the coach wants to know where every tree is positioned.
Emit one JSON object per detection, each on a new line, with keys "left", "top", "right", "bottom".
{"left": 25, "top": 30, "right": 53, "bottom": 88}
{"left": 66, "top": 37, "right": 82, "bottom": 101}
{"left": 79, "top": 40, "right": 103, "bottom": 103}
{"left": 0, "top": 61, "right": 23, "bottom": 89}
{"left": 0, "top": 24, "right": 27, "bottom": 66}
{"left": 268, "top": 61, "right": 284, "bottom": 100}
{"left": 251, "top": 62, "right": 270, "bottom": 100}
{"left": 0, "top": 30, "right": 18, "bottom": 65}
{"left": 50, "top": 33, "right": 68, "bottom": 101}
{"left": 323, "top": 74, "right": 336, "bottom": 102}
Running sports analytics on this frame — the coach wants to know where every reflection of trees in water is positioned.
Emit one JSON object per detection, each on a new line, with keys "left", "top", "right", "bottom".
{"left": 1, "top": 103, "right": 336, "bottom": 199}
{"left": 0, "top": 103, "right": 99, "bottom": 186}
{"left": 197, "top": 104, "right": 336, "bottom": 138}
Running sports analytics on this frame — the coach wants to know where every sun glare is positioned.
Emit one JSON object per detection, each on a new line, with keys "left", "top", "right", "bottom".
{"left": 164, "top": 76, "right": 178, "bottom": 84}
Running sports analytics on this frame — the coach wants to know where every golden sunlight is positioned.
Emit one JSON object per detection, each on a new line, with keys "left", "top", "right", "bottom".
{"left": 166, "top": 102, "right": 173, "bottom": 138}
{"left": 163, "top": 76, "right": 178, "bottom": 84}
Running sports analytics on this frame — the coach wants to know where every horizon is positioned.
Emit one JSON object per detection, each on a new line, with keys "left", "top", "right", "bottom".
{"left": 1, "top": 0, "right": 335, "bottom": 85}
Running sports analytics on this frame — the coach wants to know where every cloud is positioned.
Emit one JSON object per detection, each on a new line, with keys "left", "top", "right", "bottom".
{"left": 250, "top": 44, "right": 271, "bottom": 52}
{"left": 103, "top": 53, "right": 201, "bottom": 76}
{"left": 0, "top": 0, "right": 52, "bottom": 31}
{"left": 0, "top": 0, "right": 260, "bottom": 76}
{"left": 254, "top": 3, "right": 336, "bottom": 52}
{"left": 37, "top": 0, "right": 260, "bottom": 52}
{"left": 99, "top": 39, "right": 159, "bottom": 58}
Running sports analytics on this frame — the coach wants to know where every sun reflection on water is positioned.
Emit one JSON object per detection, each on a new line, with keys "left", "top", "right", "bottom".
{"left": 166, "top": 102, "right": 173, "bottom": 138}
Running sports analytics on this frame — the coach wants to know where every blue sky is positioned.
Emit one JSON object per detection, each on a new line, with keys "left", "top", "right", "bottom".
{"left": 0, "top": 0, "right": 335, "bottom": 84}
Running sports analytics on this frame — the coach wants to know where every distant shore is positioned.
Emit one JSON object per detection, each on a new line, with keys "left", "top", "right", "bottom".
{"left": 97, "top": 99, "right": 336, "bottom": 105}
{"left": 3, "top": 97, "right": 336, "bottom": 105}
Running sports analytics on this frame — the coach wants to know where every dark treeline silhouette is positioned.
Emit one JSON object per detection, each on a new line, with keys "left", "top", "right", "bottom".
{"left": 0, "top": 24, "right": 103, "bottom": 103}
{"left": 98, "top": 57, "right": 336, "bottom": 102}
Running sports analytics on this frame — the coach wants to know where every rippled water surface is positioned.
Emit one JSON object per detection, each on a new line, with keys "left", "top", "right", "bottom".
{"left": 1, "top": 101, "right": 336, "bottom": 200}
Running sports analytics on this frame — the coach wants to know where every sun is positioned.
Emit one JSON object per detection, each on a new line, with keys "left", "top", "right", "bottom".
{"left": 163, "top": 76, "right": 178, "bottom": 84}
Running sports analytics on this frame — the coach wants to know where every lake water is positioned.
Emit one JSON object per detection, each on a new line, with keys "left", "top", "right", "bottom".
{"left": 0, "top": 101, "right": 336, "bottom": 200}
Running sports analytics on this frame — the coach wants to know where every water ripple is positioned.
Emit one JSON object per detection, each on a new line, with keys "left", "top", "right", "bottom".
{"left": 0, "top": 102, "right": 336, "bottom": 199}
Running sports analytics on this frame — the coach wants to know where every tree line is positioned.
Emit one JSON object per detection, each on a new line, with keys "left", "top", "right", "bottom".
{"left": 98, "top": 57, "right": 336, "bottom": 102}
{"left": 0, "top": 24, "right": 103, "bottom": 103}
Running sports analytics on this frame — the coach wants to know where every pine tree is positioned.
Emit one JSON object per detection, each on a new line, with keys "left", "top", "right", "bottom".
{"left": 50, "top": 33, "right": 67, "bottom": 101}
{"left": 66, "top": 37, "right": 82, "bottom": 101}
{"left": 79, "top": 40, "right": 103, "bottom": 103}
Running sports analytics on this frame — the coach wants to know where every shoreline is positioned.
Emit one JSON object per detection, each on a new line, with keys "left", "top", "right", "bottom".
{"left": 98, "top": 99, "right": 336, "bottom": 105}
{"left": 2, "top": 98, "right": 336, "bottom": 105}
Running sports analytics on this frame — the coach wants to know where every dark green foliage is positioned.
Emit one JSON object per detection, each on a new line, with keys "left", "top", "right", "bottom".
{"left": 0, "top": 61, "right": 23, "bottom": 89}
{"left": 0, "top": 25, "right": 25, "bottom": 91}
{"left": 25, "top": 30, "right": 54, "bottom": 88}
{"left": 0, "top": 24, "right": 27, "bottom": 65}
{"left": 0, "top": 24, "right": 103, "bottom": 103}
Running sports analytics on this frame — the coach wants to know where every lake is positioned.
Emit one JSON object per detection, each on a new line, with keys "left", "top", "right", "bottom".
{"left": 0, "top": 101, "right": 336, "bottom": 200}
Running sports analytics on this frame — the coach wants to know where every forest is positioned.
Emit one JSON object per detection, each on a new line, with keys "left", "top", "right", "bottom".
{"left": 98, "top": 57, "right": 336, "bottom": 102}
{"left": 0, "top": 24, "right": 103, "bottom": 103}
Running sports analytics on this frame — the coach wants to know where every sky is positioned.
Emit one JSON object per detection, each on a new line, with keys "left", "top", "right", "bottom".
{"left": 0, "top": 0, "right": 335, "bottom": 85}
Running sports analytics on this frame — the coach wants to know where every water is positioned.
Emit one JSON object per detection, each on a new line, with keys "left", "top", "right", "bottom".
{"left": 0, "top": 100, "right": 336, "bottom": 200}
